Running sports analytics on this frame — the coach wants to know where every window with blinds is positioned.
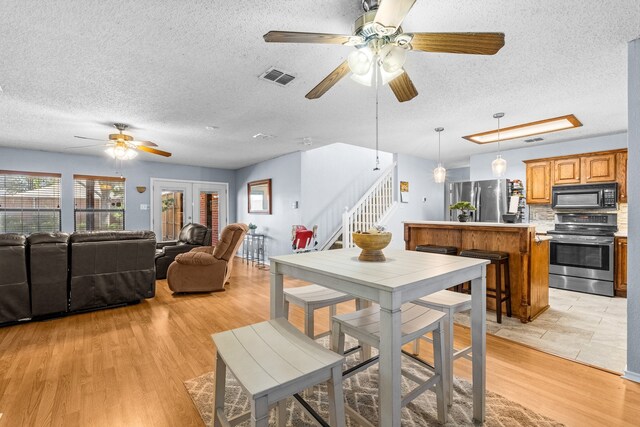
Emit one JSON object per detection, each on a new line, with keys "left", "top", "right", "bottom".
{"left": 74, "top": 175, "right": 125, "bottom": 231}
{"left": 0, "top": 170, "right": 62, "bottom": 233}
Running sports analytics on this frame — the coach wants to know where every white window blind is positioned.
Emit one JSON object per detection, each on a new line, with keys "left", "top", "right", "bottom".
{"left": 0, "top": 170, "right": 62, "bottom": 233}
{"left": 74, "top": 175, "right": 125, "bottom": 231}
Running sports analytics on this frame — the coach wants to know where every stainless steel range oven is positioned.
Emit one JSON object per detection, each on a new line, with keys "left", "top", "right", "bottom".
{"left": 547, "top": 213, "right": 617, "bottom": 296}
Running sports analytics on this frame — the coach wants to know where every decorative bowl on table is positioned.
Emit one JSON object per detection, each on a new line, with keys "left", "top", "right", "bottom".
{"left": 352, "top": 231, "right": 392, "bottom": 262}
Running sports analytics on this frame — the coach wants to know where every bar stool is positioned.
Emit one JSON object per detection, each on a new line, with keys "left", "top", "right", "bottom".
{"left": 212, "top": 318, "right": 346, "bottom": 427}
{"left": 415, "top": 245, "right": 458, "bottom": 255}
{"left": 284, "top": 284, "right": 363, "bottom": 339}
{"left": 459, "top": 249, "right": 511, "bottom": 323}
{"left": 331, "top": 303, "right": 448, "bottom": 423}
{"left": 415, "top": 245, "right": 464, "bottom": 292}
{"left": 412, "top": 290, "right": 472, "bottom": 405}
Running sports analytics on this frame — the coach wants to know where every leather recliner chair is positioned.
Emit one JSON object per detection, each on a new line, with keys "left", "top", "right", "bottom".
{"left": 28, "top": 232, "right": 70, "bottom": 317}
{"left": 69, "top": 231, "right": 156, "bottom": 312}
{"left": 155, "top": 223, "right": 212, "bottom": 279}
{"left": 167, "top": 223, "right": 248, "bottom": 292}
{"left": 0, "top": 234, "right": 30, "bottom": 324}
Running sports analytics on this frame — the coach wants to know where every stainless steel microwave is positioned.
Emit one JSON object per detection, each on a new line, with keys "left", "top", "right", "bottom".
{"left": 551, "top": 183, "right": 617, "bottom": 209}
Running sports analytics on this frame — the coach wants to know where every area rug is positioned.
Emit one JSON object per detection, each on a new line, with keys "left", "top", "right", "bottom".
{"left": 184, "top": 342, "right": 563, "bottom": 427}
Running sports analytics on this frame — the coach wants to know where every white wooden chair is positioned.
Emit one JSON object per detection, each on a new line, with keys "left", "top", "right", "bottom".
{"left": 331, "top": 303, "right": 448, "bottom": 426}
{"left": 412, "top": 290, "right": 473, "bottom": 405}
{"left": 212, "top": 318, "right": 346, "bottom": 427}
{"left": 284, "top": 284, "right": 363, "bottom": 339}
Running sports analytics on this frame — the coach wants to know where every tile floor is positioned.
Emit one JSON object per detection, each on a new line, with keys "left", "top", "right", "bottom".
{"left": 455, "top": 288, "right": 627, "bottom": 373}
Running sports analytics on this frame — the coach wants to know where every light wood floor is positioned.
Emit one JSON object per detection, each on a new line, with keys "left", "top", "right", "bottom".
{"left": 1, "top": 258, "right": 639, "bottom": 426}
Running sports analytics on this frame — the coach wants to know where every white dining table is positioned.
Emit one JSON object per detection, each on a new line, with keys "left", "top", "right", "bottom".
{"left": 269, "top": 247, "right": 489, "bottom": 426}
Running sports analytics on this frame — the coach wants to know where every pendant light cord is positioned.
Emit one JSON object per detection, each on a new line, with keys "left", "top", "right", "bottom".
{"left": 497, "top": 116, "right": 501, "bottom": 155}
{"left": 374, "top": 64, "right": 380, "bottom": 171}
{"left": 438, "top": 131, "right": 441, "bottom": 163}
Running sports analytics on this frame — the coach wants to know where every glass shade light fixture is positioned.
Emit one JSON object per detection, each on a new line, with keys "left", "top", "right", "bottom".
{"left": 348, "top": 43, "right": 407, "bottom": 87}
{"left": 491, "top": 112, "right": 507, "bottom": 177}
{"left": 105, "top": 142, "right": 138, "bottom": 160}
{"left": 433, "top": 127, "right": 446, "bottom": 183}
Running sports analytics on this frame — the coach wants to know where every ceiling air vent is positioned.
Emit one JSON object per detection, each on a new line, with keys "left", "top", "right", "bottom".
{"left": 524, "top": 137, "right": 544, "bottom": 143}
{"left": 260, "top": 67, "right": 296, "bottom": 87}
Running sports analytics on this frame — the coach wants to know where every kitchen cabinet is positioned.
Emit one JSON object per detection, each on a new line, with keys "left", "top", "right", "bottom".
{"left": 523, "top": 149, "right": 627, "bottom": 205}
{"left": 553, "top": 158, "right": 581, "bottom": 185}
{"left": 616, "top": 151, "right": 628, "bottom": 203}
{"left": 582, "top": 153, "right": 616, "bottom": 183}
{"left": 615, "top": 236, "right": 627, "bottom": 298}
{"left": 525, "top": 160, "right": 552, "bottom": 204}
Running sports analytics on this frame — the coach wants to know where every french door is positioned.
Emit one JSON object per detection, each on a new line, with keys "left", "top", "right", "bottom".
{"left": 151, "top": 179, "right": 227, "bottom": 245}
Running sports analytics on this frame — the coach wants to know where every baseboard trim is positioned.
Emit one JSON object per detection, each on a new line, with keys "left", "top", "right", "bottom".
{"left": 623, "top": 369, "right": 640, "bottom": 383}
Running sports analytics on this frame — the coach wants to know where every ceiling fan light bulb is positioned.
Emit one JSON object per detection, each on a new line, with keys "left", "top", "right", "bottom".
{"left": 348, "top": 49, "right": 373, "bottom": 75}
{"left": 382, "top": 46, "right": 407, "bottom": 73}
{"left": 492, "top": 155, "right": 507, "bottom": 177}
{"left": 114, "top": 145, "right": 127, "bottom": 159}
{"left": 380, "top": 67, "right": 404, "bottom": 85}
{"left": 124, "top": 148, "right": 138, "bottom": 160}
{"left": 350, "top": 67, "right": 374, "bottom": 87}
{"left": 433, "top": 164, "right": 446, "bottom": 183}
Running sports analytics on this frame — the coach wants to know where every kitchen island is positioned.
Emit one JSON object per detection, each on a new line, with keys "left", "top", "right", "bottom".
{"left": 404, "top": 221, "right": 550, "bottom": 323}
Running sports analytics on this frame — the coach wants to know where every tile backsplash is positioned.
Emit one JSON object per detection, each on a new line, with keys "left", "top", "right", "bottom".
{"left": 529, "top": 203, "right": 628, "bottom": 233}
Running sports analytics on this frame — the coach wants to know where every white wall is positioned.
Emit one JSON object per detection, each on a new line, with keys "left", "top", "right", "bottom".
{"left": 300, "top": 143, "right": 393, "bottom": 247}
{"left": 386, "top": 153, "right": 446, "bottom": 249}
{"left": 0, "top": 147, "right": 236, "bottom": 232}
{"left": 625, "top": 38, "right": 640, "bottom": 382}
{"left": 235, "top": 152, "right": 302, "bottom": 259}
{"left": 469, "top": 132, "right": 627, "bottom": 182}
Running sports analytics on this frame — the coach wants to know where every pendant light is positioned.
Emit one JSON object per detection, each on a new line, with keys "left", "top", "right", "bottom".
{"left": 491, "top": 112, "right": 507, "bottom": 177}
{"left": 433, "top": 127, "right": 446, "bottom": 183}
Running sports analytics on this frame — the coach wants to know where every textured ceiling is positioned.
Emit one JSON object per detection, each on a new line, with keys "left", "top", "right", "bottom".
{"left": 0, "top": 0, "right": 639, "bottom": 169}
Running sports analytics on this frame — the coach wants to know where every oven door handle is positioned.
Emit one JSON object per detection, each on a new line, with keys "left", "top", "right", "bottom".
{"left": 552, "top": 240, "right": 614, "bottom": 246}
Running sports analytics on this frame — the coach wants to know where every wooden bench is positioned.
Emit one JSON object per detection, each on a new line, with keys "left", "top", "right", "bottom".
{"left": 331, "top": 303, "right": 448, "bottom": 425}
{"left": 413, "top": 289, "right": 473, "bottom": 405}
{"left": 284, "top": 284, "right": 362, "bottom": 339}
{"left": 211, "top": 318, "right": 346, "bottom": 427}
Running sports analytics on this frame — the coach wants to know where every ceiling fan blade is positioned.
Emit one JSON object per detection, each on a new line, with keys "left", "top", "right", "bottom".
{"left": 132, "top": 140, "right": 158, "bottom": 147}
{"left": 409, "top": 32, "right": 505, "bottom": 55}
{"left": 137, "top": 145, "right": 172, "bottom": 157}
{"left": 74, "top": 136, "right": 107, "bottom": 142}
{"left": 263, "top": 31, "right": 359, "bottom": 45}
{"left": 306, "top": 60, "right": 351, "bottom": 100}
{"left": 388, "top": 70, "right": 418, "bottom": 102}
{"left": 65, "top": 143, "right": 107, "bottom": 149}
{"left": 373, "top": 0, "right": 417, "bottom": 35}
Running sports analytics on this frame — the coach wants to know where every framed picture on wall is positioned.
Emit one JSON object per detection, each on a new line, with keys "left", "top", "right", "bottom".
{"left": 248, "top": 179, "right": 272, "bottom": 214}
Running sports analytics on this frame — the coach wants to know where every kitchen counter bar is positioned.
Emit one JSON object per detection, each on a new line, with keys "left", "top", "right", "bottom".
{"left": 404, "top": 221, "right": 550, "bottom": 323}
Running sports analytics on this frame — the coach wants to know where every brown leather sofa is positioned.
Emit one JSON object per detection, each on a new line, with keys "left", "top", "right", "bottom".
{"left": 155, "top": 223, "right": 212, "bottom": 279}
{"left": 69, "top": 231, "right": 156, "bottom": 312}
{"left": 0, "top": 234, "right": 30, "bottom": 324}
{"left": 28, "top": 232, "right": 70, "bottom": 317}
{"left": 167, "top": 223, "right": 248, "bottom": 292}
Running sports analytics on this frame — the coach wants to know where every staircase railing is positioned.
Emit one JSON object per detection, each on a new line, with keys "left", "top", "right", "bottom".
{"left": 341, "top": 161, "right": 397, "bottom": 249}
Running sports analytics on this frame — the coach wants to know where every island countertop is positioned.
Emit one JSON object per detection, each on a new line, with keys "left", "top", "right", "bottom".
{"left": 402, "top": 220, "right": 534, "bottom": 229}
{"left": 404, "top": 221, "right": 549, "bottom": 323}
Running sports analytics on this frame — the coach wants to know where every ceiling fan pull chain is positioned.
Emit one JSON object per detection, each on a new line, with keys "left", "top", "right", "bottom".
{"left": 374, "top": 64, "right": 380, "bottom": 171}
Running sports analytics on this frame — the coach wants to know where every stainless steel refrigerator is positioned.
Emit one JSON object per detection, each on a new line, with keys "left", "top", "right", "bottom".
{"left": 445, "top": 179, "right": 509, "bottom": 223}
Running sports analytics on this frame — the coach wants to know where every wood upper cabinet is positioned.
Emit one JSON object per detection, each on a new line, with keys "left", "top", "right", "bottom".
{"left": 553, "top": 158, "right": 581, "bottom": 185}
{"left": 615, "top": 236, "right": 627, "bottom": 297}
{"left": 616, "top": 151, "right": 628, "bottom": 203}
{"left": 525, "top": 160, "right": 552, "bottom": 204}
{"left": 581, "top": 153, "right": 616, "bottom": 183}
{"left": 524, "top": 149, "right": 627, "bottom": 205}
